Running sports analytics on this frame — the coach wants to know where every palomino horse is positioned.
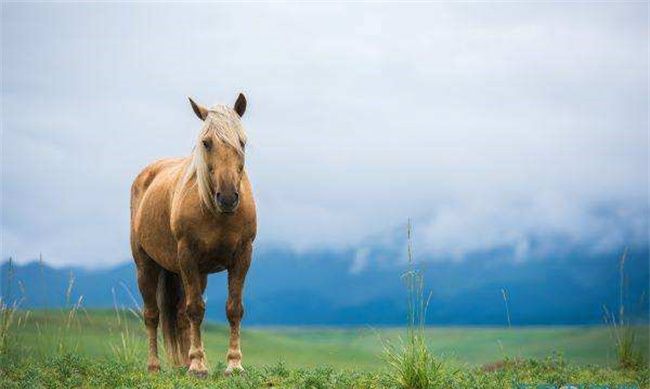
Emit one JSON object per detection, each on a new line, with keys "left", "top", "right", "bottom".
{"left": 130, "top": 93, "right": 256, "bottom": 377}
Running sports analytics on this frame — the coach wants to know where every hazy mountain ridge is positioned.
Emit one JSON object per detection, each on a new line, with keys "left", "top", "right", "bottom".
{"left": 2, "top": 244, "right": 648, "bottom": 326}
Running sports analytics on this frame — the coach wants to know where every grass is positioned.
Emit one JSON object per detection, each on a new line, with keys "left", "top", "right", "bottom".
{"left": 382, "top": 219, "right": 439, "bottom": 388}
{"left": 603, "top": 248, "right": 647, "bottom": 370}
{"left": 5, "top": 310, "right": 649, "bottom": 368}
{"left": 1, "top": 306, "right": 648, "bottom": 388}
{"left": 2, "top": 338, "right": 648, "bottom": 388}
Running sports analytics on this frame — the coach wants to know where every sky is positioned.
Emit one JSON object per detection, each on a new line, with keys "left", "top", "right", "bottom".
{"left": 1, "top": 3, "right": 648, "bottom": 268}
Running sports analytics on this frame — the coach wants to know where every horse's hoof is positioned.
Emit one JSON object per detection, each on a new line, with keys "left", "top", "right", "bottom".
{"left": 224, "top": 366, "right": 245, "bottom": 377}
{"left": 188, "top": 369, "right": 209, "bottom": 379}
{"left": 147, "top": 364, "right": 160, "bottom": 373}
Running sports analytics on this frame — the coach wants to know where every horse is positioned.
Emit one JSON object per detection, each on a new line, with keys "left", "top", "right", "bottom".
{"left": 130, "top": 93, "right": 256, "bottom": 377}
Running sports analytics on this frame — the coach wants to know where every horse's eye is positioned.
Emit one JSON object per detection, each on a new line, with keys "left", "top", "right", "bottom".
{"left": 239, "top": 140, "right": 245, "bottom": 150}
{"left": 202, "top": 139, "right": 212, "bottom": 150}
{"left": 207, "top": 164, "right": 214, "bottom": 173}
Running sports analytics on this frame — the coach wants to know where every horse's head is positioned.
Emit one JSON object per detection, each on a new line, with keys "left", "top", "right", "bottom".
{"left": 188, "top": 93, "right": 247, "bottom": 214}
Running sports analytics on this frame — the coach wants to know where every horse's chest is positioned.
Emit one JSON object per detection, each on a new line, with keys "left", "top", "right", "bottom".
{"left": 195, "top": 228, "right": 241, "bottom": 272}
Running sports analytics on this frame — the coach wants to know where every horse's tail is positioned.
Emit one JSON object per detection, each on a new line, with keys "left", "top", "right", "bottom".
{"left": 157, "top": 269, "right": 190, "bottom": 367}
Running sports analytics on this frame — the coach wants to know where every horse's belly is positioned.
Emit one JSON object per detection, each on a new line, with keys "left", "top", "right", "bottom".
{"left": 140, "top": 230, "right": 178, "bottom": 272}
{"left": 134, "top": 183, "right": 179, "bottom": 273}
{"left": 204, "top": 262, "right": 227, "bottom": 273}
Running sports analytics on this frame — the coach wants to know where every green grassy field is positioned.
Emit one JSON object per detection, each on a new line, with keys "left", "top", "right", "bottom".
{"left": 9, "top": 309, "right": 650, "bottom": 369}
{"left": 1, "top": 309, "right": 648, "bottom": 388}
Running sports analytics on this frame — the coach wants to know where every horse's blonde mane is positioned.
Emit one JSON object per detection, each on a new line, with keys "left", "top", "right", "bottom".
{"left": 173, "top": 105, "right": 247, "bottom": 214}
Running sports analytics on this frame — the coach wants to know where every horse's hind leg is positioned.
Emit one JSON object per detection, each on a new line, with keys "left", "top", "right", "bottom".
{"left": 134, "top": 247, "right": 162, "bottom": 373}
{"left": 225, "top": 241, "right": 252, "bottom": 376}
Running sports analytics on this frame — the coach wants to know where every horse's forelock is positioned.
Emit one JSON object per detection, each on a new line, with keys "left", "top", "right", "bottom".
{"left": 202, "top": 105, "right": 247, "bottom": 155}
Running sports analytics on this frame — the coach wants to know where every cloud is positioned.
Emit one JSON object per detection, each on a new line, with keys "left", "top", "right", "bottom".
{"left": 413, "top": 194, "right": 648, "bottom": 262}
{"left": 350, "top": 248, "right": 370, "bottom": 275}
{"left": 1, "top": 3, "right": 647, "bottom": 267}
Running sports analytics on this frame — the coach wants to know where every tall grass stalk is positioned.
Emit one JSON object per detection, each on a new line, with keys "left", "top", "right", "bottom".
{"left": 109, "top": 287, "right": 143, "bottom": 364}
{"left": 501, "top": 288, "right": 512, "bottom": 328}
{"left": 603, "top": 248, "right": 644, "bottom": 370}
{"left": 0, "top": 297, "right": 28, "bottom": 357}
{"left": 0, "top": 258, "right": 29, "bottom": 357}
{"left": 54, "top": 271, "right": 85, "bottom": 354}
{"left": 383, "top": 220, "right": 439, "bottom": 389}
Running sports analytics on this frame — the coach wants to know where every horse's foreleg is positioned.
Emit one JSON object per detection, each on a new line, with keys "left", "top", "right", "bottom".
{"left": 178, "top": 241, "right": 209, "bottom": 378}
{"left": 225, "top": 241, "right": 252, "bottom": 376}
{"left": 134, "top": 250, "right": 162, "bottom": 373}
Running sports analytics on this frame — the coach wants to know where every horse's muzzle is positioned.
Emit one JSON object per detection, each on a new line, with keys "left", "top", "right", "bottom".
{"left": 216, "top": 192, "right": 239, "bottom": 213}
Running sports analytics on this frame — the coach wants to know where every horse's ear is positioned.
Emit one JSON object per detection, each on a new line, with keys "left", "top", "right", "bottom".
{"left": 234, "top": 93, "right": 247, "bottom": 118}
{"left": 188, "top": 97, "right": 209, "bottom": 120}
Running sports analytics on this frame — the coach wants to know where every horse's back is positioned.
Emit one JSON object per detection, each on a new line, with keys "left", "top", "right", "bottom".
{"left": 131, "top": 158, "right": 183, "bottom": 217}
{"left": 130, "top": 158, "right": 185, "bottom": 271}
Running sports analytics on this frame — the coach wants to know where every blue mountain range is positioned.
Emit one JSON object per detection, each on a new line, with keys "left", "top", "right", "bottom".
{"left": 1, "top": 245, "right": 648, "bottom": 326}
